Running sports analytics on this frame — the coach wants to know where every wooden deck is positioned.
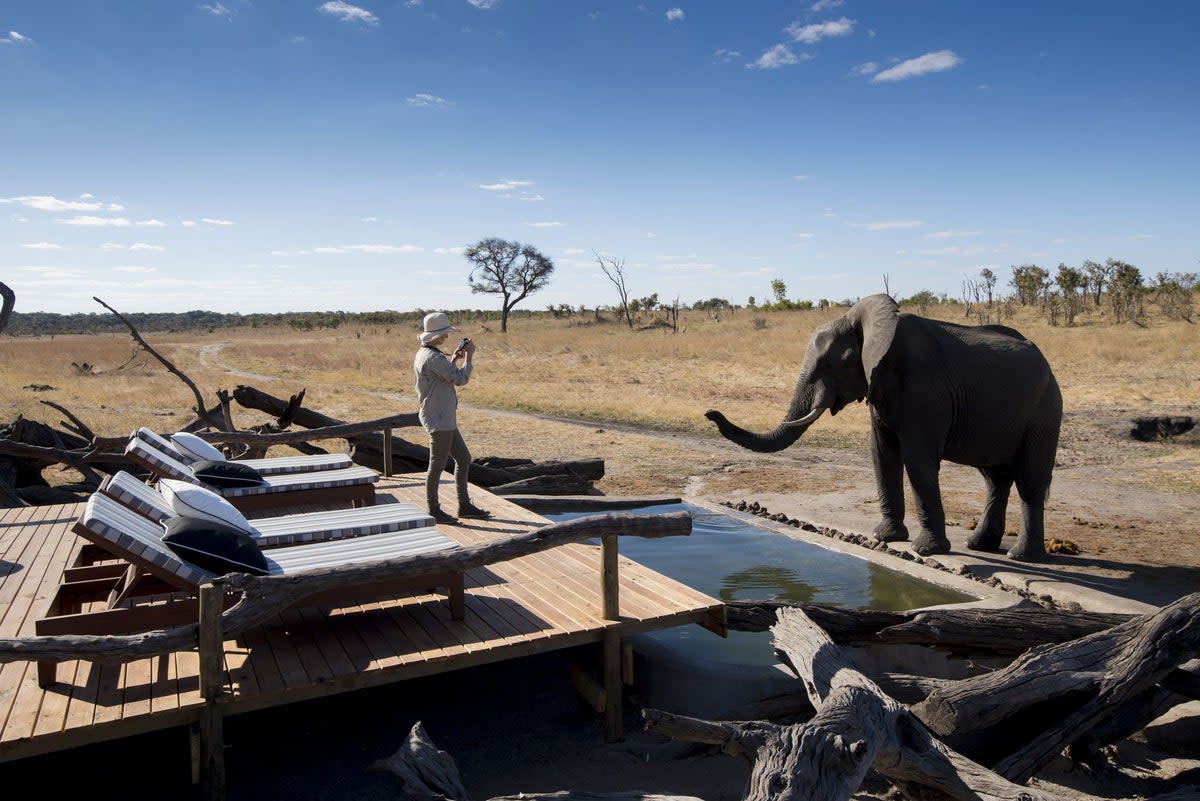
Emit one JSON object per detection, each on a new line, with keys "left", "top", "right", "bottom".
{"left": 0, "top": 474, "right": 725, "bottom": 763}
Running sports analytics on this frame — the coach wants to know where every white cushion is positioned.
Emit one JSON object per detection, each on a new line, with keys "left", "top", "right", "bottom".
{"left": 159, "top": 478, "right": 250, "bottom": 530}
{"left": 171, "top": 431, "right": 225, "bottom": 463}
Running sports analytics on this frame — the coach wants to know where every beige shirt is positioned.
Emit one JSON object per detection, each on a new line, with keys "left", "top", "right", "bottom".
{"left": 413, "top": 345, "right": 473, "bottom": 432}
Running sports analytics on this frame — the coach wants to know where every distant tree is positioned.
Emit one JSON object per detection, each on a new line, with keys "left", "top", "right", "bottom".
{"left": 1151, "top": 271, "right": 1196, "bottom": 321}
{"left": 1055, "top": 263, "right": 1086, "bottom": 325}
{"left": 1107, "top": 259, "right": 1144, "bottom": 324}
{"left": 903, "top": 289, "right": 937, "bottom": 315}
{"left": 1010, "top": 264, "right": 1050, "bottom": 306}
{"left": 465, "top": 238, "right": 555, "bottom": 333}
{"left": 595, "top": 252, "right": 634, "bottom": 330}
{"left": 979, "top": 268, "right": 997, "bottom": 308}
{"left": 747, "top": 296, "right": 756, "bottom": 309}
{"left": 770, "top": 279, "right": 788, "bottom": 306}
{"left": 1082, "top": 259, "right": 1111, "bottom": 306}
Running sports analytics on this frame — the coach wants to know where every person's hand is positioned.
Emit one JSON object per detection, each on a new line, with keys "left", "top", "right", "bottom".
{"left": 463, "top": 339, "right": 477, "bottom": 356}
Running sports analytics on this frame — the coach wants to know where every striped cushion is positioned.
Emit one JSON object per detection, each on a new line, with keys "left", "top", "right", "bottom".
{"left": 124, "top": 439, "right": 379, "bottom": 497}
{"left": 80, "top": 493, "right": 459, "bottom": 584}
{"left": 134, "top": 428, "right": 353, "bottom": 475}
{"left": 101, "top": 471, "right": 435, "bottom": 548}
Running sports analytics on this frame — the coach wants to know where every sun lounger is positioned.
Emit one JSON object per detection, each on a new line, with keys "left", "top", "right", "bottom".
{"left": 97, "top": 471, "right": 434, "bottom": 548}
{"left": 36, "top": 493, "right": 464, "bottom": 686}
{"left": 124, "top": 437, "right": 378, "bottom": 513}
{"left": 133, "top": 427, "right": 353, "bottom": 475}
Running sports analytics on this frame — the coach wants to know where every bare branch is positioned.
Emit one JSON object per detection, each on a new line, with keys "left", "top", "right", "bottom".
{"left": 92, "top": 296, "right": 223, "bottom": 429}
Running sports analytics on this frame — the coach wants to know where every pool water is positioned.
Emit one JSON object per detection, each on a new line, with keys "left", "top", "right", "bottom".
{"left": 547, "top": 503, "right": 976, "bottom": 667}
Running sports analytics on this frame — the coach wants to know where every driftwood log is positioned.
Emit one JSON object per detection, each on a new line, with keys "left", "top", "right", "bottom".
{"left": 912, "top": 590, "right": 1200, "bottom": 783}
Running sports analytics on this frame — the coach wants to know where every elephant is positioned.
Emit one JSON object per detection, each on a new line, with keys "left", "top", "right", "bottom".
{"left": 705, "top": 294, "right": 1062, "bottom": 561}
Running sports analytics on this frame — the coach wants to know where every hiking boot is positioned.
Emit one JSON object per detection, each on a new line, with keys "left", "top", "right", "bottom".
{"left": 457, "top": 503, "right": 492, "bottom": 520}
{"left": 430, "top": 508, "right": 457, "bottom": 524}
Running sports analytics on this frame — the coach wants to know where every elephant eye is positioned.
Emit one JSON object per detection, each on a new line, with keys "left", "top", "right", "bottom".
{"left": 769, "top": 773, "right": 788, "bottom": 791}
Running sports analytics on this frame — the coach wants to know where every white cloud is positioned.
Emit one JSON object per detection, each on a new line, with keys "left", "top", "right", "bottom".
{"left": 792, "top": 174, "right": 810, "bottom": 181}
{"left": 136, "top": 218, "right": 167, "bottom": 227}
{"left": 850, "top": 62, "right": 879, "bottom": 76}
{"left": 748, "top": 44, "right": 807, "bottom": 70}
{"left": 313, "top": 244, "right": 423, "bottom": 254}
{"left": 810, "top": 0, "right": 844, "bottom": 11}
{"left": 793, "top": 233, "right": 815, "bottom": 240}
{"left": 200, "top": 3, "right": 234, "bottom": 18}
{"left": 20, "top": 242, "right": 63, "bottom": 250}
{"left": 925, "top": 230, "right": 982, "bottom": 240}
{"left": 1, "top": 194, "right": 120, "bottom": 212}
{"left": 562, "top": 248, "right": 585, "bottom": 256}
{"left": 434, "top": 246, "right": 465, "bottom": 255}
{"left": 853, "top": 220, "right": 922, "bottom": 231}
{"left": 467, "top": 0, "right": 499, "bottom": 8}
{"left": 785, "top": 17, "right": 855, "bottom": 44}
{"left": 479, "top": 179, "right": 534, "bottom": 191}
{"left": 115, "top": 266, "right": 158, "bottom": 273}
{"left": 271, "top": 250, "right": 289, "bottom": 256}
{"left": 666, "top": 8, "right": 684, "bottom": 21}
{"left": 528, "top": 221, "right": 564, "bottom": 228}
{"left": 318, "top": 1, "right": 379, "bottom": 25}
{"left": 918, "top": 245, "right": 985, "bottom": 256}
{"left": 101, "top": 242, "right": 124, "bottom": 251}
{"left": 182, "top": 220, "right": 197, "bottom": 227}
{"left": 408, "top": 93, "right": 452, "bottom": 108}
{"left": 714, "top": 48, "right": 741, "bottom": 63}
{"left": 519, "top": 193, "right": 544, "bottom": 202}
{"left": 361, "top": 216, "right": 379, "bottom": 223}
{"left": 871, "top": 50, "right": 962, "bottom": 83}
{"left": 200, "top": 217, "right": 234, "bottom": 226}
{"left": 58, "top": 216, "right": 132, "bottom": 227}
{"left": 130, "top": 242, "right": 166, "bottom": 251}
{"left": 1, "top": 31, "right": 31, "bottom": 44}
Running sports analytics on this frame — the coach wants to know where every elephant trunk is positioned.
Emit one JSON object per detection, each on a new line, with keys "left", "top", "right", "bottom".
{"left": 705, "top": 378, "right": 828, "bottom": 454}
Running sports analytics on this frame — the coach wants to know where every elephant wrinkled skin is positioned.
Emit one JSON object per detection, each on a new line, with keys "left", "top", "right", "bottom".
{"left": 705, "top": 294, "right": 1062, "bottom": 561}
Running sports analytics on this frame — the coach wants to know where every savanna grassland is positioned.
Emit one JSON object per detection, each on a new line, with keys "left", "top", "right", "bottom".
{"left": 2, "top": 303, "right": 1197, "bottom": 570}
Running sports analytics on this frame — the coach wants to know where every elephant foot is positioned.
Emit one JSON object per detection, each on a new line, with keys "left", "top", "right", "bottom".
{"left": 965, "top": 527, "right": 1004, "bottom": 552}
{"left": 873, "top": 520, "right": 909, "bottom": 543}
{"left": 912, "top": 532, "right": 951, "bottom": 557}
{"left": 1007, "top": 540, "right": 1047, "bottom": 562}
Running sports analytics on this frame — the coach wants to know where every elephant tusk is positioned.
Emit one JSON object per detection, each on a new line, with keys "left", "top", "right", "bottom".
{"left": 783, "top": 407, "right": 825, "bottom": 427}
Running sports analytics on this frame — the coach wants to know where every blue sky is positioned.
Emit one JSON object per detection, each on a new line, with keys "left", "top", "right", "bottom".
{"left": 3, "top": 1, "right": 1198, "bottom": 314}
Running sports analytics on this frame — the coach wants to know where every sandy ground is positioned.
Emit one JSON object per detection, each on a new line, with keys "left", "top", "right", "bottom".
{"left": 8, "top": 400, "right": 1200, "bottom": 800}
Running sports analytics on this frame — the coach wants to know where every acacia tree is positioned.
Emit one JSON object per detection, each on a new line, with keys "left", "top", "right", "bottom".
{"left": 465, "top": 238, "right": 554, "bottom": 333}
{"left": 595, "top": 252, "right": 634, "bottom": 329}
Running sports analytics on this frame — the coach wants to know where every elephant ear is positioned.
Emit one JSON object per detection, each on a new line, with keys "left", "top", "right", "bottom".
{"left": 851, "top": 294, "right": 899, "bottom": 389}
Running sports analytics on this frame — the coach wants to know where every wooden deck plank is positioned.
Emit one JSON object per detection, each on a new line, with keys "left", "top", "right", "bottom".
{"left": 0, "top": 477, "right": 724, "bottom": 763}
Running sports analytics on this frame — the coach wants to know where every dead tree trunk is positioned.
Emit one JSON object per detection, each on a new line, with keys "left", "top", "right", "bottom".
{"left": 912, "top": 591, "right": 1200, "bottom": 783}
{"left": 0, "top": 282, "right": 14, "bottom": 334}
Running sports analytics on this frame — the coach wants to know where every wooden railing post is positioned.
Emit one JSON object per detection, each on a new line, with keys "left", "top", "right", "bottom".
{"left": 382, "top": 428, "right": 393, "bottom": 477}
{"left": 196, "top": 580, "right": 227, "bottom": 801}
{"left": 600, "top": 533, "right": 623, "bottom": 742}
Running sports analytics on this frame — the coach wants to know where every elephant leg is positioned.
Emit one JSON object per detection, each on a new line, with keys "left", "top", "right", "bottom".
{"left": 870, "top": 423, "right": 908, "bottom": 543}
{"left": 965, "top": 466, "right": 1013, "bottom": 552}
{"left": 903, "top": 453, "right": 950, "bottom": 556}
{"left": 1009, "top": 451, "right": 1054, "bottom": 562}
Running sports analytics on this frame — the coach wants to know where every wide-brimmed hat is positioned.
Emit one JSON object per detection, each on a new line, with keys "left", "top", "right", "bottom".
{"left": 421, "top": 312, "right": 457, "bottom": 335}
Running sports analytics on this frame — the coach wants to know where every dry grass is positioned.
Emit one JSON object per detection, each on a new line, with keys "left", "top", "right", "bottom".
{"left": 2, "top": 304, "right": 1196, "bottom": 496}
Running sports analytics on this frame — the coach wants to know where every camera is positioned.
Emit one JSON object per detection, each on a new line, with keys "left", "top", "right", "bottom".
{"left": 456, "top": 337, "right": 471, "bottom": 351}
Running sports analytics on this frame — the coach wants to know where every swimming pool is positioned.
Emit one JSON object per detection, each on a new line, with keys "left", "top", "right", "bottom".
{"left": 548, "top": 502, "right": 976, "bottom": 667}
